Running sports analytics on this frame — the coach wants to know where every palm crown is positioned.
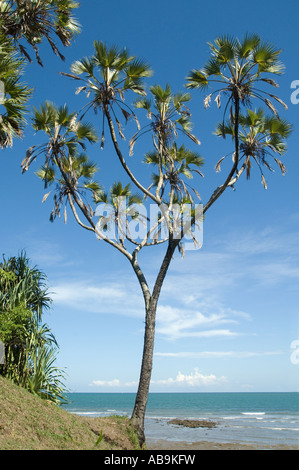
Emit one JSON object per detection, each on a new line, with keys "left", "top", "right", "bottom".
{"left": 0, "top": 0, "right": 80, "bottom": 66}
{"left": 144, "top": 143, "right": 204, "bottom": 202}
{"left": 22, "top": 101, "right": 98, "bottom": 171}
{"left": 131, "top": 84, "right": 201, "bottom": 155}
{"left": 215, "top": 108, "right": 292, "bottom": 188}
{"left": 130, "top": 84, "right": 202, "bottom": 204}
{"left": 61, "top": 41, "right": 152, "bottom": 145}
{"left": 21, "top": 101, "right": 100, "bottom": 222}
{"left": 186, "top": 34, "right": 286, "bottom": 117}
{"left": 95, "top": 181, "right": 144, "bottom": 243}
{"left": 0, "top": 33, "right": 32, "bottom": 148}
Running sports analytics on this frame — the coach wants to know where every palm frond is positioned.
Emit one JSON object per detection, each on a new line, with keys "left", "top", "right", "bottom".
{"left": 70, "top": 57, "right": 95, "bottom": 76}
{"left": 185, "top": 69, "right": 209, "bottom": 89}
{"left": 237, "top": 33, "right": 261, "bottom": 58}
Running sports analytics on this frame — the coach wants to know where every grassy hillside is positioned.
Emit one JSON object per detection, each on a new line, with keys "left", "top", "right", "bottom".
{"left": 0, "top": 376, "right": 141, "bottom": 450}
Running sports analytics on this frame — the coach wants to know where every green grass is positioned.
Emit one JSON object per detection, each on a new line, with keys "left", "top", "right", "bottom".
{"left": 0, "top": 376, "right": 141, "bottom": 450}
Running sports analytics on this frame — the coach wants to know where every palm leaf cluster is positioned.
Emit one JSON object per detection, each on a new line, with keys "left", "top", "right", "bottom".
{"left": 95, "top": 182, "right": 144, "bottom": 243}
{"left": 0, "top": 0, "right": 80, "bottom": 65}
{"left": 0, "top": 252, "right": 67, "bottom": 404}
{"left": 131, "top": 84, "right": 201, "bottom": 155}
{"left": 144, "top": 143, "right": 204, "bottom": 202}
{"left": 186, "top": 34, "right": 286, "bottom": 116}
{"left": 21, "top": 101, "right": 100, "bottom": 222}
{"left": 186, "top": 34, "right": 291, "bottom": 195}
{"left": 215, "top": 108, "right": 293, "bottom": 188}
{"left": 132, "top": 84, "right": 203, "bottom": 205}
{"left": 0, "top": 33, "right": 32, "bottom": 148}
{"left": 61, "top": 41, "right": 152, "bottom": 147}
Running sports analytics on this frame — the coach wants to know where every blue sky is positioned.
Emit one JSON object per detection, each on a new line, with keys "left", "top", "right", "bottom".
{"left": 1, "top": 0, "right": 299, "bottom": 393}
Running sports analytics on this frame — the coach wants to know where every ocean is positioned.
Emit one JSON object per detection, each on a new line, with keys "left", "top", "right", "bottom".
{"left": 62, "top": 392, "right": 299, "bottom": 448}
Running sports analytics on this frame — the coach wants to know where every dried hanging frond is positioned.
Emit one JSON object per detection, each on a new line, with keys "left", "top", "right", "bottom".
{"left": 215, "top": 156, "right": 226, "bottom": 173}
{"left": 204, "top": 93, "right": 212, "bottom": 109}
{"left": 274, "top": 157, "right": 287, "bottom": 175}
{"left": 261, "top": 174, "right": 268, "bottom": 189}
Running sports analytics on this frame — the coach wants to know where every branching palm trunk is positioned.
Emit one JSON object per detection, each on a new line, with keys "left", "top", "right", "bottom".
{"left": 130, "top": 97, "right": 241, "bottom": 446}
{"left": 203, "top": 95, "right": 240, "bottom": 213}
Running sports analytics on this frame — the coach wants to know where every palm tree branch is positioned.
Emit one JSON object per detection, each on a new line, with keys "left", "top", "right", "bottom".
{"left": 104, "top": 106, "right": 159, "bottom": 203}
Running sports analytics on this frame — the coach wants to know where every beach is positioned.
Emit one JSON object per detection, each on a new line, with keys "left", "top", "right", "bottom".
{"left": 145, "top": 418, "right": 299, "bottom": 449}
{"left": 143, "top": 415, "right": 299, "bottom": 450}
{"left": 146, "top": 439, "right": 299, "bottom": 450}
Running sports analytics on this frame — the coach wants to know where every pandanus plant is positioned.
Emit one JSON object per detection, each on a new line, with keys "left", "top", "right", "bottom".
{"left": 0, "top": 252, "right": 67, "bottom": 403}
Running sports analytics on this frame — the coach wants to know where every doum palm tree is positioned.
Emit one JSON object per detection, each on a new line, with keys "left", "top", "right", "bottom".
{"left": 24, "top": 36, "right": 292, "bottom": 445}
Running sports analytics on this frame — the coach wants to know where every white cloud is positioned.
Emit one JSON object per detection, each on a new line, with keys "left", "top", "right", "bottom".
{"left": 249, "top": 262, "right": 299, "bottom": 285}
{"left": 156, "top": 304, "right": 246, "bottom": 340}
{"left": 90, "top": 368, "right": 226, "bottom": 389}
{"left": 91, "top": 378, "right": 121, "bottom": 387}
{"left": 155, "top": 350, "right": 283, "bottom": 359}
{"left": 90, "top": 378, "right": 139, "bottom": 388}
{"left": 152, "top": 368, "right": 227, "bottom": 387}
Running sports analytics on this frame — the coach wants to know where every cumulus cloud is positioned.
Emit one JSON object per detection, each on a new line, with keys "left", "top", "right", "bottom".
{"left": 152, "top": 368, "right": 227, "bottom": 387}
{"left": 91, "top": 378, "right": 121, "bottom": 387}
{"left": 90, "top": 368, "right": 226, "bottom": 390}
{"left": 155, "top": 350, "right": 283, "bottom": 359}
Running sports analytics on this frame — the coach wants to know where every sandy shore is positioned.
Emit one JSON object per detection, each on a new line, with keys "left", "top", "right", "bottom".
{"left": 146, "top": 439, "right": 299, "bottom": 451}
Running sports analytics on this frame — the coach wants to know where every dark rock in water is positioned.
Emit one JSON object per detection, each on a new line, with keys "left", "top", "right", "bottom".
{"left": 168, "top": 419, "right": 217, "bottom": 428}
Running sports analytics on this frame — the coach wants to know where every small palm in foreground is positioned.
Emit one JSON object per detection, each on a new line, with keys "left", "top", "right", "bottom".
{"left": 0, "top": 251, "right": 51, "bottom": 320}
{"left": 0, "top": 252, "right": 67, "bottom": 404}
{"left": 215, "top": 108, "right": 293, "bottom": 188}
{"left": 25, "top": 319, "right": 67, "bottom": 404}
